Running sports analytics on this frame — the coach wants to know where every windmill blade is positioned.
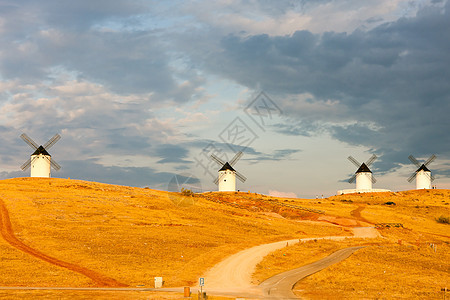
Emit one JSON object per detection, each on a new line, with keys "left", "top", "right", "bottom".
{"left": 430, "top": 174, "right": 435, "bottom": 182}
{"left": 347, "top": 156, "right": 361, "bottom": 168}
{"left": 43, "top": 156, "right": 61, "bottom": 171}
{"left": 20, "top": 158, "right": 32, "bottom": 171}
{"left": 43, "top": 134, "right": 61, "bottom": 150}
{"left": 229, "top": 151, "right": 243, "bottom": 166}
{"left": 423, "top": 154, "right": 436, "bottom": 167}
{"left": 235, "top": 170, "right": 247, "bottom": 183}
{"left": 21, "top": 156, "right": 38, "bottom": 171}
{"left": 50, "top": 159, "right": 61, "bottom": 171}
{"left": 20, "top": 133, "right": 39, "bottom": 150}
{"left": 214, "top": 172, "right": 227, "bottom": 185}
{"left": 407, "top": 172, "right": 417, "bottom": 183}
{"left": 369, "top": 173, "right": 377, "bottom": 184}
{"left": 408, "top": 155, "right": 421, "bottom": 168}
{"left": 44, "top": 156, "right": 61, "bottom": 171}
{"left": 348, "top": 174, "right": 357, "bottom": 183}
{"left": 365, "top": 154, "right": 377, "bottom": 167}
{"left": 210, "top": 154, "right": 226, "bottom": 166}
{"left": 426, "top": 172, "right": 434, "bottom": 181}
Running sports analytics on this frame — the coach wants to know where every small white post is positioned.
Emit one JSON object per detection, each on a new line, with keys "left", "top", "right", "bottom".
{"left": 154, "top": 277, "right": 163, "bottom": 288}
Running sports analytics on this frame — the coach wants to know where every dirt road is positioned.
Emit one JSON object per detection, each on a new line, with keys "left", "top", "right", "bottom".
{"left": 0, "top": 198, "right": 127, "bottom": 287}
{"left": 259, "top": 246, "right": 364, "bottom": 299}
{"left": 201, "top": 226, "right": 379, "bottom": 298}
{"left": 202, "top": 239, "right": 300, "bottom": 296}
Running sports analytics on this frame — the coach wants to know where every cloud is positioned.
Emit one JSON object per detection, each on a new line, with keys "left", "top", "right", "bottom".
{"left": 154, "top": 144, "right": 191, "bottom": 164}
{"left": 197, "top": 1, "right": 450, "bottom": 173}
{"left": 56, "top": 159, "right": 176, "bottom": 189}
{"left": 245, "top": 149, "right": 302, "bottom": 163}
{"left": 0, "top": 1, "right": 206, "bottom": 104}
{"left": 0, "top": 0, "right": 448, "bottom": 194}
{"left": 182, "top": 0, "right": 427, "bottom": 36}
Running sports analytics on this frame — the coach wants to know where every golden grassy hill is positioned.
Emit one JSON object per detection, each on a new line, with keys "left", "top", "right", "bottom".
{"left": 254, "top": 190, "right": 450, "bottom": 299}
{"left": 0, "top": 178, "right": 448, "bottom": 299}
{"left": 0, "top": 177, "right": 343, "bottom": 290}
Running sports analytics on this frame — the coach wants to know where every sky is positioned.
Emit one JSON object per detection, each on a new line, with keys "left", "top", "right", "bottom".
{"left": 0, "top": 0, "right": 449, "bottom": 198}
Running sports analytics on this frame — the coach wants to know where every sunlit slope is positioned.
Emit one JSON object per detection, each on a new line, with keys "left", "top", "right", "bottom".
{"left": 329, "top": 190, "right": 450, "bottom": 237}
{"left": 0, "top": 178, "right": 342, "bottom": 287}
{"left": 251, "top": 190, "right": 449, "bottom": 299}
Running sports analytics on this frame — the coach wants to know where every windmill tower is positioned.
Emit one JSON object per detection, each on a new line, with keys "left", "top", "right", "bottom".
{"left": 20, "top": 133, "right": 61, "bottom": 178}
{"left": 407, "top": 154, "right": 436, "bottom": 189}
{"left": 347, "top": 154, "right": 377, "bottom": 190}
{"left": 210, "top": 151, "right": 246, "bottom": 192}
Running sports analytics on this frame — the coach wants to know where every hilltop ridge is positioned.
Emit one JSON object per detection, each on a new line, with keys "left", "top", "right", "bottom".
{"left": 0, "top": 178, "right": 448, "bottom": 299}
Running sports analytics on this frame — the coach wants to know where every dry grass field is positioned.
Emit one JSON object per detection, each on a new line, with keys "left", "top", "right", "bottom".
{"left": 0, "top": 290, "right": 234, "bottom": 300}
{"left": 0, "top": 177, "right": 344, "bottom": 299}
{"left": 0, "top": 178, "right": 448, "bottom": 299}
{"left": 255, "top": 190, "right": 450, "bottom": 299}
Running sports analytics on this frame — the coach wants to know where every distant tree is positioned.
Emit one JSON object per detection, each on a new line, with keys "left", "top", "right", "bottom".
{"left": 436, "top": 215, "right": 449, "bottom": 224}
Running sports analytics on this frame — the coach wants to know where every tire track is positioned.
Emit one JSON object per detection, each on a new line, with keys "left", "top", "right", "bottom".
{"left": 351, "top": 205, "right": 371, "bottom": 224}
{"left": 0, "top": 198, "right": 127, "bottom": 287}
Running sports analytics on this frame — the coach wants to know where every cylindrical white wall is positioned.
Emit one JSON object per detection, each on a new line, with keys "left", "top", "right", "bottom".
{"left": 416, "top": 170, "right": 431, "bottom": 189}
{"left": 356, "top": 172, "right": 372, "bottom": 190}
{"left": 31, "top": 154, "right": 51, "bottom": 178}
{"left": 218, "top": 170, "right": 236, "bottom": 192}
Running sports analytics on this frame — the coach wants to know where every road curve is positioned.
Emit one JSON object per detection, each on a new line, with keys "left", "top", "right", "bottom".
{"left": 202, "top": 239, "right": 300, "bottom": 296}
{"left": 201, "top": 227, "right": 378, "bottom": 298}
{"left": 259, "top": 246, "right": 364, "bottom": 299}
{"left": 0, "top": 198, "right": 127, "bottom": 287}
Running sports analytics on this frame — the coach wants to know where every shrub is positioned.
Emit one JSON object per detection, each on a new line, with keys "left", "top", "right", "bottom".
{"left": 181, "top": 188, "right": 194, "bottom": 197}
{"left": 384, "top": 201, "right": 396, "bottom": 205}
{"left": 435, "top": 215, "right": 450, "bottom": 224}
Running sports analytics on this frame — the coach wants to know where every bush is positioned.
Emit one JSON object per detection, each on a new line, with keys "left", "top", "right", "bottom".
{"left": 181, "top": 188, "right": 194, "bottom": 197}
{"left": 384, "top": 201, "right": 396, "bottom": 206}
{"left": 435, "top": 215, "right": 450, "bottom": 224}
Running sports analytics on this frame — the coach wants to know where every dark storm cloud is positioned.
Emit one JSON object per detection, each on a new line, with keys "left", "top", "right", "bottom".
{"left": 0, "top": 126, "right": 22, "bottom": 164}
{"left": 200, "top": 2, "right": 450, "bottom": 173}
{"left": 154, "top": 144, "right": 191, "bottom": 164}
{"left": 0, "top": 0, "right": 147, "bottom": 33}
{"left": 272, "top": 120, "right": 321, "bottom": 137}
{"left": 185, "top": 139, "right": 301, "bottom": 164}
{"left": 0, "top": 1, "right": 204, "bottom": 102}
{"left": 38, "top": 0, "right": 148, "bottom": 30}
{"left": 105, "top": 129, "right": 152, "bottom": 153}
{"left": 331, "top": 124, "right": 381, "bottom": 148}
{"left": 245, "top": 149, "right": 301, "bottom": 163}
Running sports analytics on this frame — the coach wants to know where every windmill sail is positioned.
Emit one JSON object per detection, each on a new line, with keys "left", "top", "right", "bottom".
{"left": 20, "top": 133, "right": 62, "bottom": 176}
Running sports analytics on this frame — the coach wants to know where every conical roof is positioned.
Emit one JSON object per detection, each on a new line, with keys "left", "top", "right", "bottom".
{"left": 355, "top": 162, "right": 372, "bottom": 173}
{"left": 416, "top": 164, "right": 430, "bottom": 172}
{"left": 32, "top": 145, "right": 51, "bottom": 156}
{"left": 219, "top": 162, "right": 235, "bottom": 172}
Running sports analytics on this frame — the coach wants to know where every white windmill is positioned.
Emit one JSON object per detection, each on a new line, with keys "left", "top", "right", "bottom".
{"left": 20, "top": 133, "right": 61, "bottom": 178}
{"left": 337, "top": 154, "right": 390, "bottom": 195}
{"left": 210, "top": 151, "right": 246, "bottom": 192}
{"left": 407, "top": 154, "right": 436, "bottom": 189}
{"left": 347, "top": 154, "right": 378, "bottom": 190}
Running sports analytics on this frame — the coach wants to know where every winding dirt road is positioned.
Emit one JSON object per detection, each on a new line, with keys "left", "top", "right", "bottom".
{"left": 202, "top": 239, "right": 300, "bottom": 296}
{"left": 259, "top": 246, "right": 364, "bottom": 299}
{"left": 201, "top": 226, "right": 379, "bottom": 298}
{"left": 0, "top": 198, "right": 127, "bottom": 287}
